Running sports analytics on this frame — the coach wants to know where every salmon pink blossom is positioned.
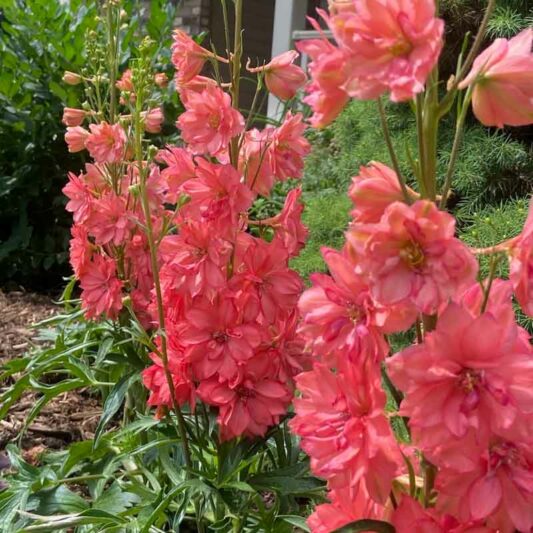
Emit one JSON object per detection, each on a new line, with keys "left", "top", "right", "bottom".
{"left": 438, "top": 438, "right": 533, "bottom": 533}
{"left": 308, "top": 485, "right": 387, "bottom": 533}
{"left": 177, "top": 84, "right": 245, "bottom": 156}
{"left": 392, "top": 496, "right": 495, "bottom": 533}
{"left": 257, "top": 188, "right": 308, "bottom": 257}
{"left": 387, "top": 303, "right": 533, "bottom": 459}
{"left": 86, "top": 122, "right": 127, "bottom": 164}
{"left": 171, "top": 30, "right": 219, "bottom": 84}
{"left": 62, "top": 108, "right": 86, "bottom": 127}
{"left": 327, "top": 0, "right": 444, "bottom": 101}
{"left": 248, "top": 50, "right": 307, "bottom": 101}
{"left": 180, "top": 293, "right": 263, "bottom": 382}
{"left": 298, "top": 247, "right": 396, "bottom": 364}
{"left": 85, "top": 194, "right": 132, "bottom": 246}
{"left": 290, "top": 360, "right": 400, "bottom": 502}
{"left": 197, "top": 373, "right": 291, "bottom": 441}
{"left": 349, "top": 200, "right": 478, "bottom": 314}
{"left": 63, "top": 171, "right": 93, "bottom": 224}
{"left": 142, "top": 353, "right": 194, "bottom": 409}
{"left": 156, "top": 146, "right": 196, "bottom": 203}
{"left": 349, "top": 161, "right": 414, "bottom": 223}
{"left": 268, "top": 112, "right": 310, "bottom": 181}
{"left": 80, "top": 255, "right": 123, "bottom": 320}
{"left": 116, "top": 69, "right": 134, "bottom": 92}
{"left": 65, "top": 126, "right": 89, "bottom": 153}
{"left": 240, "top": 127, "right": 275, "bottom": 195}
{"left": 459, "top": 28, "right": 533, "bottom": 128}
{"left": 142, "top": 108, "right": 164, "bottom": 134}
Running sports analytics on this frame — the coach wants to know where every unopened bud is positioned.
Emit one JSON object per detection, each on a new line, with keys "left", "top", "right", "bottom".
{"left": 120, "top": 9, "right": 128, "bottom": 20}
{"left": 128, "top": 184, "right": 141, "bottom": 198}
{"left": 154, "top": 72, "right": 169, "bottom": 88}
{"left": 147, "top": 145, "right": 159, "bottom": 160}
{"left": 63, "top": 71, "right": 82, "bottom": 85}
{"left": 122, "top": 295, "right": 132, "bottom": 308}
{"left": 447, "top": 74, "right": 456, "bottom": 91}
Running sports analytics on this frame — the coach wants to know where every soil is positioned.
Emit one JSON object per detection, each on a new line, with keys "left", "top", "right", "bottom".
{"left": 0, "top": 289, "right": 100, "bottom": 463}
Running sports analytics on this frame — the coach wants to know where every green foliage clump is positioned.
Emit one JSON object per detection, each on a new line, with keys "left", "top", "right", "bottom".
{"left": 291, "top": 192, "right": 352, "bottom": 280}
{"left": 0, "top": 0, "right": 177, "bottom": 290}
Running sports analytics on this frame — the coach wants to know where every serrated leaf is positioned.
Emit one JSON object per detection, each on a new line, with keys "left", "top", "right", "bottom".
{"left": 30, "top": 485, "right": 88, "bottom": 514}
{"left": 92, "top": 481, "right": 139, "bottom": 515}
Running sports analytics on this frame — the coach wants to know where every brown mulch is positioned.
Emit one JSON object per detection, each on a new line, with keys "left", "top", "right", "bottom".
{"left": 0, "top": 289, "right": 101, "bottom": 462}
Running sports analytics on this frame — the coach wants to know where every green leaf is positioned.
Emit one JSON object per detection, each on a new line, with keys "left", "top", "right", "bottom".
{"left": 0, "top": 483, "right": 31, "bottom": 531}
{"left": 31, "top": 485, "right": 89, "bottom": 514}
{"left": 92, "top": 481, "right": 140, "bottom": 514}
{"left": 279, "top": 515, "right": 311, "bottom": 532}
{"left": 93, "top": 372, "right": 139, "bottom": 448}
{"left": 248, "top": 464, "right": 324, "bottom": 496}
{"left": 333, "top": 520, "right": 396, "bottom": 533}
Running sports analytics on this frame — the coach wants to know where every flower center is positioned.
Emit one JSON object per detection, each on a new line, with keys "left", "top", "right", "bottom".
{"left": 400, "top": 241, "right": 425, "bottom": 269}
{"left": 489, "top": 441, "right": 524, "bottom": 470}
{"left": 459, "top": 369, "right": 482, "bottom": 393}
{"left": 208, "top": 113, "right": 221, "bottom": 129}
{"left": 212, "top": 331, "right": 228, "bottom": 344}
{"left": 389, "top": 38, "right": 413, "bottom": 57}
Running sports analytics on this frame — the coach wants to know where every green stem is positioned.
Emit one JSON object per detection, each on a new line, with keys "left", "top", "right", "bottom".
{"left": 438, "top": 0, "right": 496, "bottom": 114}
{"left": 107, "top": 2, "right": 118, "bottom": 123}
{"left": 440, "top": 87, "right": 472, "bottom": 209}
{"left": 229, "top": 0, "right": 243, "bottom": 167}
{"left": 377, "top": 98, "right": 410, "bottom": 203}
{"left": 480, "top": 254, "right": 500, "bottom": 313}
{"left": 415, "top": 93, "right": 428, "bottom": 196}
{"left": 133, "top": 86, "right": 192, "bottom": 471}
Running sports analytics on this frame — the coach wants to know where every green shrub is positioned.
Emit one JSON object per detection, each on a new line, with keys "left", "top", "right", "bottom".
{"left": 291, "top": 192, "right": 352, "bottom": 279}
{"left": 0, "top": 0, "right": 177, "bottom": 290}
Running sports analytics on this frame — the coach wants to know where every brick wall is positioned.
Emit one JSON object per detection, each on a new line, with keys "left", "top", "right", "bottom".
{"left": 175, "top": 0, "right": 211, "bottom": 35}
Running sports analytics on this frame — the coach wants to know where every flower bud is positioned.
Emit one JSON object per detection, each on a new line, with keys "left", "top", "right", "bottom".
{"left": 154, "top": 72, "right": 169, "bottom": 88}
{"left": 63, "top": 71, "right": 82, "bottom": 85}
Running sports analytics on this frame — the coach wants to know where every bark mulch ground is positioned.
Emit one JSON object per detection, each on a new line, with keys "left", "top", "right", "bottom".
{"left": 0, "top": 289, "right": 100, "bottom": 463}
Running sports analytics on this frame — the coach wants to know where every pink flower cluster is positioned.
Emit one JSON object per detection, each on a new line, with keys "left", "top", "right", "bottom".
{"left": 291, "top": 159, "right": 533, "bottom": 532}
{"left": 297, "top": 0, "right": 444, "bottom": 126}
{"left": 138, "top": 31, "right": 312, "bottom": 439}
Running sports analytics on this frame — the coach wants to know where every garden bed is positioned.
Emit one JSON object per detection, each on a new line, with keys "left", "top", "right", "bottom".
{"left": 0, "top": 290, "right": 99, "bottom": 459}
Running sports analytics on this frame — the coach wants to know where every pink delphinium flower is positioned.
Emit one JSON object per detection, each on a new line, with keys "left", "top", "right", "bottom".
{"left": 80, "top": 255, "right": 123, "bottom": 320}
{"left": 349, "top": 200, "right": 478, "bottom": 314}
{"left": 296, "top": 35, "right": 351, "bottom": 128}
{"left": 180, "top": 293, "right": 263, "bottom": 382}
{"left": 65, "top": 126, "right": 89, "bottom": 153}
{"left": 232, "top": 239, "right": 304, "bottom": 322}
{"left": 154, "top": 72, "right": 169, "bottom": 88}
{"left": 85, "top": 122, "right": 128, "bottom": 164}
{"left": 387, "top": 303, "right": 533, "bottom": 460}
{"left": 248, "top": 50, "right": 307, "bottom": 101}
{"left": 328, "top": 0, "right": 444, "bottom": 101}
{"left": 63, "top": 171, "right": 93, "bottom": 224}
{"left": 177, "top": 84, "right": 245, "bottom": 156}
{"left": 116, "top": 69, "right": 134, "bottom": 92}
{"left": 308, "top": 485, "right": 387, "bottom": 533}
{"left": 197, "top": 373, "right": 291, "bottom": 441}
{"left": 181, "top": 160, "right": 253, "bottom": 227}
{"left": 62, "top": 108, "right": 86, "bottom": 127}
{"left": 438, "top": 438, "right": 533, "bottom": 533}
{"left": 156, "top": 146, "right": 196, "bottom": 203}
{"left": 257, "top": 188, "right": 308, "bottom": 257}
{"left": 392, "top": 495, "right": 495, "bottom": 533}
{"left": 69, "top": 224, "right": 92, "bottom": 277}
{"left": 459, "top": 28, "right": 533, "bottom": 128}
{"left": 142, "top": 353, "right": 194, "bottom": 409}
{"left": 85, "top": 194, "right": 132, "bottom": 246}
{"left": 290, "top": 359, "right": 400, "bottom": 502}
{"left": 171, "top": 30, "right": 219, "bottom": 84}
{"left": 349, "top": 161, "right": 414, "bottom": 223}
{"left": 142, "top": 108, "right": 164, "bottom": 134}
{"left": 268, "top": 112, "right": 310, "bottom": 181}
{"left": 298, "top": 247, "right": 393, "bottom": 364}
{"left": 158, "top": 219, "right": 231, "bottom": 297}
{"left": 240, "top": 127, "right": 275, "bottom": 196}
{"left": 508, "top": 197, "right": 533, "bottom": 316}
